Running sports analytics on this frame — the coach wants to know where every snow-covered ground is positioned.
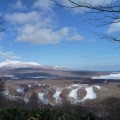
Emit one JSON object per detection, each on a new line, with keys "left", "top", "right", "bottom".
{"left": 28, "top": 84, "right": 31, "bottom": 88}
{"left": 68, "top": 84, "right": 101, "bottom": 103}
{"left": 69, "top": 88, "right": 80, "bottom": 103}
{"left": 5, "top": 83, "right": 103, "bottom": 105}
{"left": 38, "top": 93, "right": 48, "bottom": 104}
{"left": 94, "top": 85, "right": 101, "bottom": 89}
{"left": 53, "top": 89, "right": 62, "bottom": 103}
{"left": 5, "top": 90, "right": 28, "bottom": 103}
{"left": 81, "top": 86, "right": 97, "bottom": 102}
{"left": 0, "top": 60, "right": 41, "bottom": 69}
{"left": 16, "top": 87, "right": 24, "bottom": 93}
{"left": 92, "top": 73, "right": 120, "bottom": 79}
{"left": 67, "top": 84, "right": 81, "bottom": 89}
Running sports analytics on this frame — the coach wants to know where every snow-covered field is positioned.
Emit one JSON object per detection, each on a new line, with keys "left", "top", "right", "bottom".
{"left": 81, "top": 86, "right": 96, "bottom": 101}
{"left": 5, "top": 80, "right": 120, "bottom": 105}
{"left": 92, "top": 73, "right": 120, "bottom": 79}
{"left": 37, "top": 84, "right": 102, "bottom": 104}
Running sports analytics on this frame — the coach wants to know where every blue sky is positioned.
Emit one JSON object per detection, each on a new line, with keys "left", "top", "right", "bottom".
{"left": 0, "top": 0, "right": 120, "bottom": 70}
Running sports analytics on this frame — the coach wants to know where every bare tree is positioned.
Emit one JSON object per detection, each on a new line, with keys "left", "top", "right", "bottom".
{"left": 0, "top": 78, "right": 6, "bottom": 108}
{"left": 0, "top": 16, "right": 4, "bottom": 33}
{"left": 0, "top": 78, "right": 6, "bottom": 97}
{"left": 53, "top": 0, "right": 120, "bottom": 42}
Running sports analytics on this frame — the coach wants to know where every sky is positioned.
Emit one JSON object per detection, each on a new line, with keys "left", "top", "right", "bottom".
{"left": 0, "top": 0, "right": 120, "bottom": 71}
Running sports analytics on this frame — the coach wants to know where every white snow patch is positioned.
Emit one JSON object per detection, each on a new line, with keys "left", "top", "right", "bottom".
{"left": 38, "top": 84, "right": 41, "bottom": 86}
{"left": 1, "top": 75, "right": 19, "bottom": 79}
{"left": 5, "top": 93, "right": 28, "bottom": 103}
{"left": 81, "top": 84, "right": 88, "bottom": 87}
{"left": 53, "top": 66, "right": 60, "bottom": 70}
{"left": 94, "top": 85, "right": 101, "bottom": 89}
{"left": 53, "top": 89, "right": 62, "bottom": 103}
{"left": 30, "top": 76, "right": 49, "bottom": 79}
{"left": 3, "top": 90, "right": 9, "bottom": 95}
{"left": 28, "top": 84, "right": 31, "bottom": 88}
{"left": 103, "top": 80, "right": 107, "bottom": 83}
{"left": 92, "top": 73, "right": 120, "bottom": 79}
{"left": 68, "top": 84, "right": 81, "bottom": 89}
{"left": 68, "top": 85, "right": 81, "bottom": 104}
{"left": 16, "top": 87, "right": 24, "bottom": 93}
{"left": 69, "top": 88, "right": 79, "bottom": 103}
{"left": 38, "top": 93, "right": 48, "bottom": 104}
{"left": 1, "top": 75, "right": 14, "bottom": 77}
{"left": 81, "top": 86, "right": 96, "bottom": 101}
{"left": 72, "top": 84, "right": 80, "bottom": 87}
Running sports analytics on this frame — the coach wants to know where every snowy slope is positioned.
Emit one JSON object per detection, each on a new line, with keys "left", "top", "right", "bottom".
{"left": 53, "top": 89, "right": 62, "bottom": 103}
{"left": 0, "top": 60, "right": 67, "bottom": 71}
{"left": 0, "top": 60, "right": 41, "bottom": 69}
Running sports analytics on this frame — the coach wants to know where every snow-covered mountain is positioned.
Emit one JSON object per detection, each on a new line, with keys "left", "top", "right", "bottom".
{"left": 0, "top": 60, "right": 68, "bottom": 71}
{"left": 0, "top": 60, "right": 42, "bottom": 69}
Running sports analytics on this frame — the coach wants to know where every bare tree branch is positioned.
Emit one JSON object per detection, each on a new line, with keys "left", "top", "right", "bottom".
{"left": 53, "top": 0, "right": 120, "bottom": 43}
{"left": 0, "top": 16, "right": 4, "bottom": 33}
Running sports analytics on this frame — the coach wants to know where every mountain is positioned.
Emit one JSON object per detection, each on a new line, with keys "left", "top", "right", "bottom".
{"left": 0, "top": 60, "right": 41, "bottom": 69}
{"left": 0, "top": 60, "right": 69, "bottom": 72}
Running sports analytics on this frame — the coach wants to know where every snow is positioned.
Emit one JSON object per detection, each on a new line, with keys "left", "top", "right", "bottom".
{"left": 28, "top": 84, "right": 31, "bottom": 88}
{"left": 38, "top": 84, "right": 41, "bottom": 86}
{"left": 3, "top": 90, "right": 9, "bottom": 95}
{"left": 38, "top": 93, "right": 45, "bottom": 102}
{"left": 69, "top": 88, "right": 80, "bottom": 103}
{"left": 4, "top": 89, "right": 28, "bottom": 102}
{"left": 53, "top": 66, "right": 60, "bottom": 70}
{"left": 16, "top": 87, "right": 24, "bottom": 93}
{"left": 0, "top": 60, "right": 41, "bottom": 69}
{"left": 7, "top": 94, "right": 28, "bottom": 103}
{"left": 68, "top": 84, "right": 81, "bottom": 104}
{"left": 38, "top": 93, "right": 48, "bottom": 104}
{"left": 2, "top": 75, "right": 14, "bottom": 77}
{"left": 68, "top": 84, "right": 81, "bottom": 89}
{"left": 81, "top": 86, "right": 96, "bottom": 101}
{"left": 103, "top": 80, "right": 107, "bottom": 83}
{"left": 30, "top": 76, "right": 49, "bottom": 79}
{"left": 72, "top": 84, "right": 80, "bottom": 87}
{"left": 94, "top": 85, "right": 101, "bottom": 89}
{"left": 0, "top": 60, "right": 68, "bottom": 71}
{"left": 1, "top": 75, "right": 19, "bottom": 79}
{"left": 53, "top": 89, "right": 62, "bottom": 103}
{"left": 92, "top": 73, "right": 120, "bottom": 79}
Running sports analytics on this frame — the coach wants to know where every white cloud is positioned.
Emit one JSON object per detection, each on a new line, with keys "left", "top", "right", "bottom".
{"left": 6, "top": 11, "right": 83, "bottom": 44}
{"left": 16, "top": 25, "right": 83, "bottom": 44}
{"left": 33, "top": 0, "right": 53, "bottom": 12}
{"left": 10, "top": 0, "right": 27, "bottom": 10}
{"left": 6, "top": 11, "right": 40, "bottom": 25}
{"left": 108, "top": 20, "right": 120, "bottom": 33}
{"left": 0, "top": 51, "right": 21, "bottom": 60}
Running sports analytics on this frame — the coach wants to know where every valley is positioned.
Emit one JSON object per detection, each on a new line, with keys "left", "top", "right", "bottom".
{"left": 1, "top": 60, "right": 120, "bottom": 105}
